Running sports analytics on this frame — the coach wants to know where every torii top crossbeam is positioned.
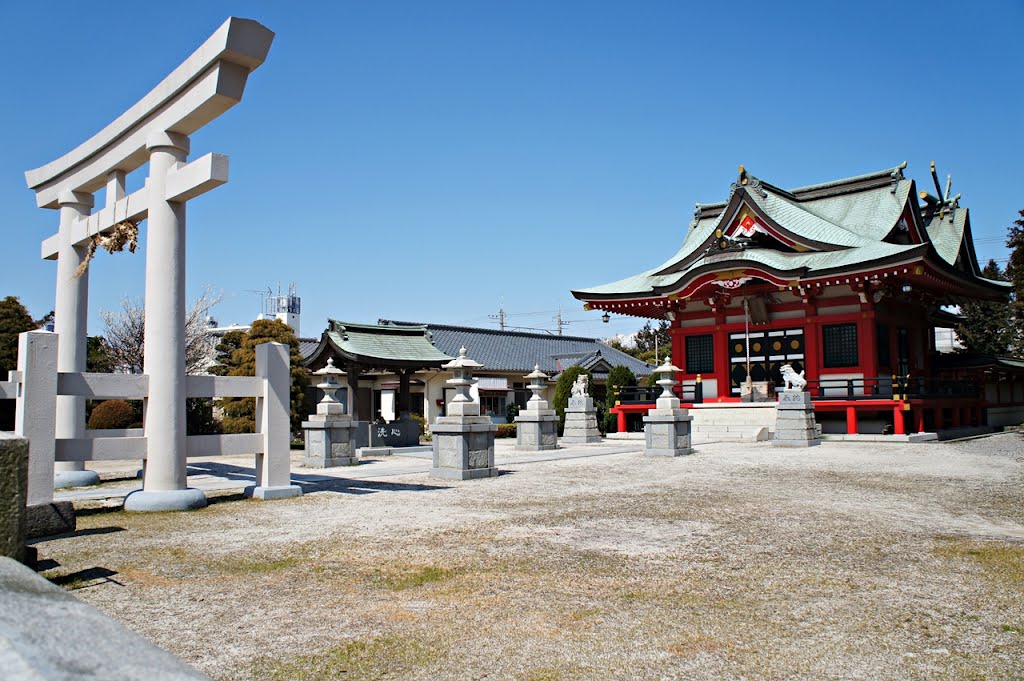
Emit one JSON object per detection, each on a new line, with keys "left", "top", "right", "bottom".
{"left": 26, "top": 17, "right": 273, "bottom": 209}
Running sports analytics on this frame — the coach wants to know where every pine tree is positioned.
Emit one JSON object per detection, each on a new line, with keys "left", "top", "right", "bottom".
{"left": 1005, "top": 209, "right": 1024, "bottom": 355}
{"left": 219, "top": 320, "right": 309, "bottom": 434}
{"left": 956, "top": 260, "right": 1014, "bottom": 355}
{"left": 634, "top": 320, "right": 670, "bottom": 364}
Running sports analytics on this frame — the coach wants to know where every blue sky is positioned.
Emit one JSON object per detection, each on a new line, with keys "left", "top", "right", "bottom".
{"left": 2, "top": 1, "right": 1022, "bottom": 342}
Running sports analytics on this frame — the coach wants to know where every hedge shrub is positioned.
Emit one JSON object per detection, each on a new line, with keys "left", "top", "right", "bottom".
{"left": 87, "top": 400, "right": 135, "bottom": 430}
{"left": 606, "top": 365, "right": 638, "bottom": 403}
{"left": 496, "top": 423, "right": 517, "bottom": 438}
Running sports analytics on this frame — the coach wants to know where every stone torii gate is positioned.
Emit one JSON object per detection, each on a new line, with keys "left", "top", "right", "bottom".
{"left": 23, "top": 17, "right": 275, "bottom": 511}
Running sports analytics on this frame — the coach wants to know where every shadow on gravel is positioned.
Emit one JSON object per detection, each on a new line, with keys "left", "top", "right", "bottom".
{"left": 46, "top": 566, "right": 123, "bottom": 590}
{"left": 186, "top": 461, "right": 447, "bottom": 496}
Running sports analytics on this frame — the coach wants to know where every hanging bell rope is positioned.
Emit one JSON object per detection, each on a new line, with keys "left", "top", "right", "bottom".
{"left": 73, "top": 194, "right": 140, "bottom": 278}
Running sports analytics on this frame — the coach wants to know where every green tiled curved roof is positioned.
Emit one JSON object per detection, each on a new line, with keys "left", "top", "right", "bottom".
{"left": 572, "top": 164, "right": 1008, "bottom": 301}
{"left": 303, "top": 320, "right": 453, "bottom": 369}
{"left": 924, "top": 207, "right": 968, "bottom": 267}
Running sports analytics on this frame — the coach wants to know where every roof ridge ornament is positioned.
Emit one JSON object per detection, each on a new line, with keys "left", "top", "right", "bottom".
{"left": 733, "top": 164, "right": 767, "bottom": 198}
{"left": 890, "top": 160, "right": 907, "bottom": 193}
{"left": 928, "top": 161, "right": 958, "bottom": 218}
{"left": 705, "top": 227, "right": 751, "bottom": 256}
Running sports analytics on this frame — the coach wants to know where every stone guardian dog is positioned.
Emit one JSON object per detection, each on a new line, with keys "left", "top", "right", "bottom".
{"left": 779, "top": 364, "right": 807, "bottom": 391}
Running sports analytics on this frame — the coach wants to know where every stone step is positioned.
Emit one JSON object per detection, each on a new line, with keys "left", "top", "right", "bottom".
{"left": 691, "top": 415, "right": 776, "bottom": 426}
{"left": 692, "top": 423, "right": 771, "bottom": 432}
{"left": 693, "top": 426, "right": 770, "bottom": 442}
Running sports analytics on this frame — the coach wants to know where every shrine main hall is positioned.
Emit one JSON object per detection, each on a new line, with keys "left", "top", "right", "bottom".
{"left": 572, "top": 163, "right": 1024, "bottom": 435}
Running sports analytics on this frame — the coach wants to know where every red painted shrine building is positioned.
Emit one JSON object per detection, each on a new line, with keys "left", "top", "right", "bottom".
{"left": 572, "top": 163, "right": 1024, "bottom": 435}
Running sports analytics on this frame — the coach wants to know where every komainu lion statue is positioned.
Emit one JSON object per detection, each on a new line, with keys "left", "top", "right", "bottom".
{"left": 779, "top": 364, "right": 807, "bottom": 391}
{"left": 570, "top": 374, "right": 589, "bottom": 397}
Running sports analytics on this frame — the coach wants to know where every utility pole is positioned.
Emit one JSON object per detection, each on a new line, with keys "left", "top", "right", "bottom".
{"left": 489, "top": 305, "right": 506, "bottom": 332}
{"left": 554, "top": 307, "right": 568, "bottom": 336}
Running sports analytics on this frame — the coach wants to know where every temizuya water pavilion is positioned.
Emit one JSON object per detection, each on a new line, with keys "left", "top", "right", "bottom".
{"left": 572, "top": 163, "right": 1024, "bottom": 435}
{"left": 302, "top": 320, "right": 453, "bottom": 446}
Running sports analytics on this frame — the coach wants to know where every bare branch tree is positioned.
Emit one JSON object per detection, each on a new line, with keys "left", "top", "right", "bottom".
{"left": 100, "top": 288, "right": 224, "bottom": 375}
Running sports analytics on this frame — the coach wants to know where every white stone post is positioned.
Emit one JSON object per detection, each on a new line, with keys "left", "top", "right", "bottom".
{"left": 13, "top": 332, "right": 59, "bottom": 506}
{"left": 52, "top": 190, "right": 99, "bottom": 489}
{"left": 125, "top": 132, "right": 206, "bottom": 512}
{"left": 249, "top": 342, "right": 301, "bottom": 498}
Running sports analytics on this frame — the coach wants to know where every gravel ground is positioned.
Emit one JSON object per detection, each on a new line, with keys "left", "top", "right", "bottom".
{"left": 34, "top": 434, "right": 1024, "bottom": 680}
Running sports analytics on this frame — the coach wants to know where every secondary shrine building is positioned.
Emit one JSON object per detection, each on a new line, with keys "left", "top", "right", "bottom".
{"left": 572, "top": 163, "right": 1023, "bottom": 435}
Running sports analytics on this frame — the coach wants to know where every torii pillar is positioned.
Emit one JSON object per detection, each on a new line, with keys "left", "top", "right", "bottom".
{"left": 52, "top": 189, "right": 99, "bottom": 488}
{"left": 127, "top": 131, "right": 205, "bottom": 511}
{"left": 24, "top": 17, "right": 275, "bottom": 511}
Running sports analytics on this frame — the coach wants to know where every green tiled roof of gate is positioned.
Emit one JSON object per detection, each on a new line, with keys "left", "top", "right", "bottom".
{"left": 324, "top": 320, "right": 453, "bottom": 364}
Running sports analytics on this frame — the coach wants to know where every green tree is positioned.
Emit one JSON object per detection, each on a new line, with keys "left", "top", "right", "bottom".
{"left": 1004, "top": 209, "right": 1024, "bottom": 355}
{"left": 603, "top": 336, "right": 640, "bottom": 358}
{"left": 208, "top": 330, "right": 246, "bottom": 376}
{"left": 0, "top": 296, "right": 39, "bottom": 377}
{"left": 552, "top": 367, "right": 593, "bottom": 435}
{"left": 634, "top": 320, "right": 670, "bottom": 364}
{"left": 956, "top": 260, "right": 1015, "bottom": 355}
{"left": 219, "top": 320, "right": 309, "bottom": 434}
{"left": 605, "top": 365, "right": 637, "bottom": 404}
{"left": 87, "top": 336, "right": 115, "bottom": 373}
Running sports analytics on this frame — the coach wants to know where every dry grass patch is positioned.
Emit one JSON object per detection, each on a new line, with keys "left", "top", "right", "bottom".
{"left": 933, "top": 538, "right": 1024, "bottom": 585}
{"left": 371, "top": 565, "right": 457, "bottom": 591}
{"left": 665, "top": 633, "right": 734, "bottom": 657}
{"left": 243, "top": 635, "right": 437, "bottom": 681}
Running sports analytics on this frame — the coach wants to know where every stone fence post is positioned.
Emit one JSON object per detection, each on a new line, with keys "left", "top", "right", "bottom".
{"left": 13, "top": 331, "right": 58, "bottom": 507}
{"left": 249, "top": 342, "right": 301, "bottom": 499}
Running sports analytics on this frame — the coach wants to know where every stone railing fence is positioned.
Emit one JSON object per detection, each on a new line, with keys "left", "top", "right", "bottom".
{"left": 0, "top": 330, "right": 296, "bottom": 507}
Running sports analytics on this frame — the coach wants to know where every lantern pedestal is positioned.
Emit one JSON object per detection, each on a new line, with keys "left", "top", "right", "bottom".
{"left": 302, "top": 417, "right": 357, "bottom": 467}
{"left": 772, "top": 390, "right": 820, "bottom": 447}
{"left": 561, "top": 397, "right": 602, "bottom": 444}
{"left": 430, "top": 417, "right": 499, "bottom": 480}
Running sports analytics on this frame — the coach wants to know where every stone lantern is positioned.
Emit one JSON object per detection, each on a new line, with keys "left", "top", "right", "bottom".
{"left": 445, "top": 346, "right": 482, "bottom": 417}
{"left": 642, "top": 356, "right": 693, "bottom": 457}
{"left": 302, "top": 357, "right": 357, "bottom": 467}
{"left": 515, "top": 364, "right": 557, "bottom": 451}
{"left": 429, "top": 347, "right": 498, "bottom": 479}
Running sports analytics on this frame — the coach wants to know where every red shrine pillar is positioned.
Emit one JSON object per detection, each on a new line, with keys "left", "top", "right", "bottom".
{"left": 802, "top": 295, "right": 820, "bottom": 384}
{"left": 713, "top": 306, "right": 730, "bottom": 400}
{"left": 670, "top": 322, "right": 684, "bottom": 375}
{"left": 858, "top": 301, "right": 879, "bottom": 394}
